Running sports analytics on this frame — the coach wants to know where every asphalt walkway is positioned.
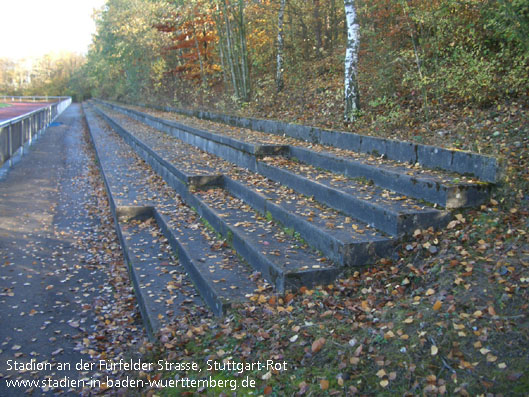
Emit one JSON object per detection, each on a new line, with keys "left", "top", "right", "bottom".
{"left": 0, "top": 104, "right": 138, "bottom": 395}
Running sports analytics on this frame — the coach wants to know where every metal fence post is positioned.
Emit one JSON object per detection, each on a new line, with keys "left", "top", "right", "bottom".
{"left": 20, "top": 119, "right": 24, "bottom": 156}
{"left": 8, "top": 123, "right": 13, "bottom": 167}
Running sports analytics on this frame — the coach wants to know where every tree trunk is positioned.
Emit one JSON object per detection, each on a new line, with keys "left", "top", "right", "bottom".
{"left": 299, "top": 14, "right": 310, "bottom": 61}
{"left": 237, "top": 0, "right": 250, "bottom": 101}
{"left": 313, "top": 0, "right": 323, "bottom": 57}
{"left": 328, "top": 0, "right": 337, "bottom": 51}
{"left": 221, "top": 0, "right": 240, "bottom": 98}
{"left": 276, "top": 0, "right": 286, "bottom": 92}
{"left": 344, "top": 0, "right": 360, "bottom": 122}
{"left": 192, "top": 23, "right": 207, "bottom": 86}
{"left": 213, "top": 4, "right": 229, "bottom": 90}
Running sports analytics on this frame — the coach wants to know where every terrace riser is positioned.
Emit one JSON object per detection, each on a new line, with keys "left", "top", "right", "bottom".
{"left": 84, "top": 104, "right": 256, "bottom": 330}
{"left": 256, "top": 162, "right": 450, "bottom": 237}
{"left": 289, "top": 146, "right": 491, "bottom": 209}
{"left": 94, "top": 105, "right": 340, "bottom": 292}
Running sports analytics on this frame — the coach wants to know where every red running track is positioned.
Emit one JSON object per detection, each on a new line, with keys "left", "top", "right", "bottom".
{"left": 0, "top": 102, "right": 53, "bottom": 122}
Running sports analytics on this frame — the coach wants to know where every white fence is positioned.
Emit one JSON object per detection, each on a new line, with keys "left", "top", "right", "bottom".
{"left": 0, "top": 96, "right": 72, "bottom": 167}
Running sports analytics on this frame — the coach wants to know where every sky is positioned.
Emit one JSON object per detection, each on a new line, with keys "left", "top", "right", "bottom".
{"left": 0, "top": 0, "right": 107, "bottom": 60}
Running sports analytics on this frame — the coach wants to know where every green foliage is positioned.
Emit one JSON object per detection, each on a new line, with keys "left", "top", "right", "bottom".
{"left": 0, "top": 53, "right": 87, "bottom": 99}
{"left": 359, "top": 0, "right": 529, "bottom": 117}
{"left": 84, "top": 0, "right": 169, "bottom": 102}
{"left": 1, "top": 0, "right": 515, "bottom": 115}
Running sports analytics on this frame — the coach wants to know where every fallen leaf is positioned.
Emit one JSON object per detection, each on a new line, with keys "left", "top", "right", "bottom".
{"left": 486, "top": 353, "right": 497, "bottom": 362}
{"left": 68, "top": 321, "right": 80, "bottom": 328}
{"left": 312, "top": 337, "right": 326, "bottom": 353}
{"left": 51, "top": 348, "right": 63, "bottom": 356}
{"left": 431, "top": 345, "right": 439, "bottom": 356}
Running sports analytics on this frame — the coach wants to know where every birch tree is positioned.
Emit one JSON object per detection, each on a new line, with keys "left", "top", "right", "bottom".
{"left": 344, "top": 0, "right": 360, "bottom": 121}
{"left": 276, "top": 0, "right": 286, "bottom": 92}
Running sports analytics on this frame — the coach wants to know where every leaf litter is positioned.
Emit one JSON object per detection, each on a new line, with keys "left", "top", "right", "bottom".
{"left": 98, "top": 102, "right": 529, "bottom": 396}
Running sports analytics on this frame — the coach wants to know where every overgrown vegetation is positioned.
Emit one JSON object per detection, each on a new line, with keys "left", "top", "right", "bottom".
{"left": 101, "top": 96, "right": 526, "bottom": 396}
{"left": 1, "top": 1, "right": 528, "bottom": 395}
{"left": 86, "top": 0, "right": 528, "bottom": 121}
{"left": 72, "top": 2, "right": 526, "bottom": 395}
{"left": 1, "top": 1, "right": 527, "bottom": 125}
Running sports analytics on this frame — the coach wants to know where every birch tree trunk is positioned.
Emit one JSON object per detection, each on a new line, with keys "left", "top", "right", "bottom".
{"left": 344, "top": 0, "right": 360, "bottom": 122}
{"left": 276, "top": 0, "right": 286, "bottom": 92}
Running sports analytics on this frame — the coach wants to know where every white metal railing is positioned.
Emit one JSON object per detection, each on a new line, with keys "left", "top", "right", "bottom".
{"left": 0, "top": 95, "right": 70, "bottom": 103}
{"left": 0, "top": 97, "right": 72, "bottom": 167}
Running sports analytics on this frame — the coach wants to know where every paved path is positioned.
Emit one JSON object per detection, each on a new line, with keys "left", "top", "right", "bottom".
{"left": 0, "top": 104, "right": 138, "bottom": 395}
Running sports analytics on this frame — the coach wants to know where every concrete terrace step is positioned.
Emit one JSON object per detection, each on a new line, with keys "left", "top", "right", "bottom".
{"left": 96, "top": 107, "right": 224, "bottom": 190}
{"left": 101, "top": 100, "right": 494, "bottom": 209}
{"left": 83, "top": 104, "right": 258, "bottom": 328}
{"left": 92, "top": 103, "right": 395, "bottom": 269}
{"left": 97, "top": 99, "right": 287, "bottom": 170}
{"left": 288, "top": 146, "right": 491, "bottom": 209}
{"left": 194, "top": 187, "right": 340, "bottom": 291}
{"left": 103, "top": 98, "right": 448, "bottom": 238}
{"left": 117, "top": 208, "right": 202, "bottom": 338}
{"left": 257, "top": 157, "right": 450, "bottom": 236}
{"left": 223, "top": 177, "right": 395, "bottom": 267}
{"left": 91, "top": 103, "right": 341, "bottom": 291}
{"left": 134, "top": 101, "right": 499, "bottom": 183}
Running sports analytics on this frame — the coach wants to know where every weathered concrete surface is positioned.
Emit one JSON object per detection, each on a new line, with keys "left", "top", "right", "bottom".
{"left": 223, "top": 177, "right": 395, "bottom": 267}
{"left": 93, "top": 104, "right": 395, "bottom": 269}
{"left": 0, "top": 104, "right": 120, "bottom": 395}
{"left": 136, "top": 101, "right": 499, "bottom": 182}
{"left": 288, "top": 146, "right": 491, "bottom": 208}
{"left": 256, "top": 162, "right": 450, "bottom": 237}
{"left": 101, "top": 101, "right": 494, "bottom": 210}
{"left": 91, "top": 104, "right": 340, "bottom": 292}
{"left": 84, "top": 104, "right": 256, "bottom": 318}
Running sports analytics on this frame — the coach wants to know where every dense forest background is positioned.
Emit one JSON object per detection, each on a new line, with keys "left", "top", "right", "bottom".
{"left": 1, "top": 0, "right": 528, "bottom": 131}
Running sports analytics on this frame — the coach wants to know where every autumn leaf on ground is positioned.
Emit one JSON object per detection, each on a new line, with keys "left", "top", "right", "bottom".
{"left": 312, "top": 337, "right": 326, "bottom": 353}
